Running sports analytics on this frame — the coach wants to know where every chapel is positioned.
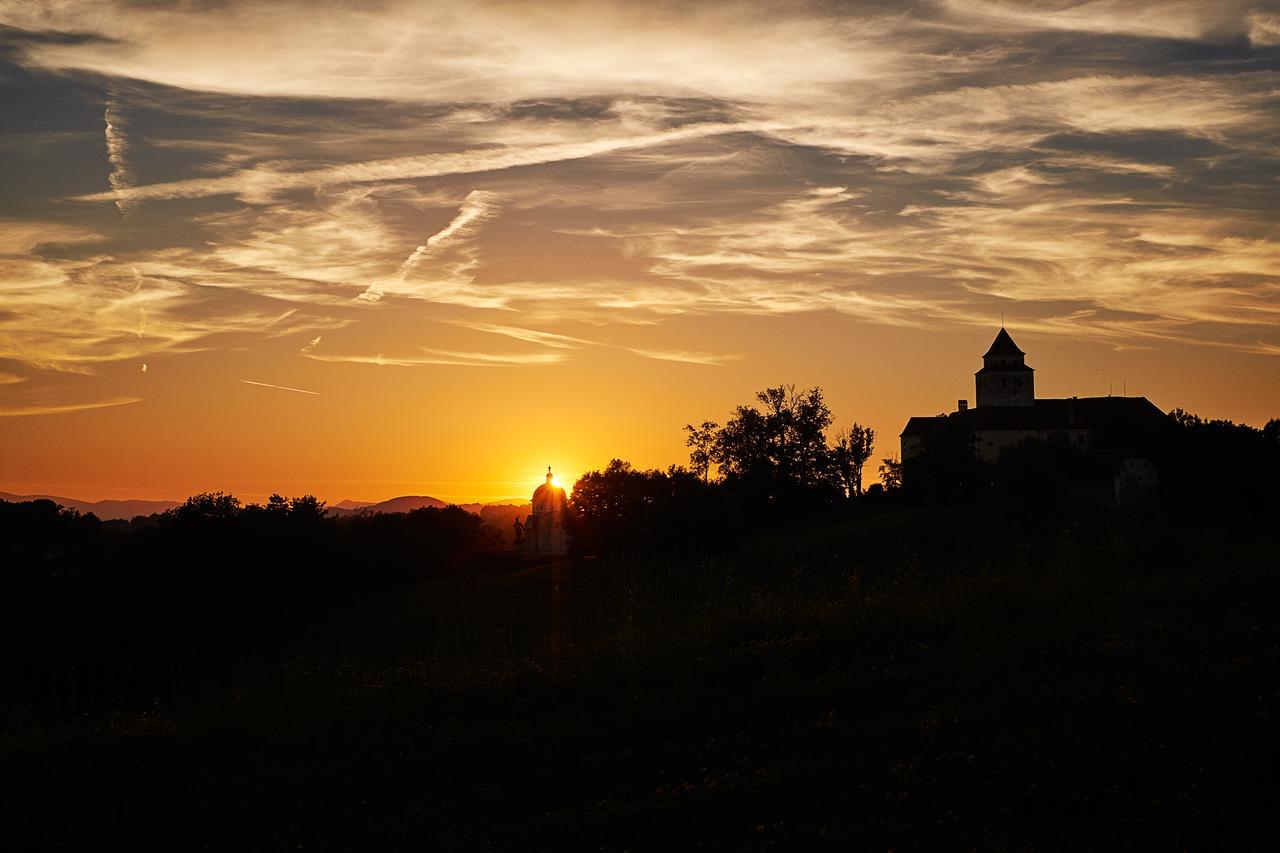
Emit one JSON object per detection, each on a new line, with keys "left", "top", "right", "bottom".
{"left": 514, "top": 467, "right": 569, "bottom": 556}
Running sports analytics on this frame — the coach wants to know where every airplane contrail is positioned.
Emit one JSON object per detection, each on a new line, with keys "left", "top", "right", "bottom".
{"left": 104, "top": 95, "right": 136, "bottom": 215}
{"left": 241, "top": 379, "right": 319, "bottom": 395}
{"left": 358, "top": 190, "right": 497, "bottom": 304}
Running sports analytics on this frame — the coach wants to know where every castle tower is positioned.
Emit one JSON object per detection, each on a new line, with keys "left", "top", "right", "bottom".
{"left": 975, "top": 327, "right": 1034, "bottom": 407}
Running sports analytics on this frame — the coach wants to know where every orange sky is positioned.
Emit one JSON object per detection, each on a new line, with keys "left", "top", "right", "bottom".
{"left": 3, "top": 318, "right": 1275, "bottom": 504}
{"left": 1, "top": 1, "right": 1277, "bottom": 504}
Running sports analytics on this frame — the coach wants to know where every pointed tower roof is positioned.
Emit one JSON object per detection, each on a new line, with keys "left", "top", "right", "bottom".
{"left": 983, "top": 327, "right": 1024, "bottom": 358}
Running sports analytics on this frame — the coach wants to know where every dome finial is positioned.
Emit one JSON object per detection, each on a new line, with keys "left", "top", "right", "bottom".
{"left": 546, "top": 465, "right": 553, "bottom": 483}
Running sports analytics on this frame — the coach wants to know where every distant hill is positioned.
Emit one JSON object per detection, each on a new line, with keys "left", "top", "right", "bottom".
{"left": 326, "top": 495, "right": 532, "bottom": 545}
{"left": 327, "top": 495, "right": 450, "bottom": 517}
{"left": 0, "top": 491, "right": 180, "bottom": 521}
{"left": 0, "top": 489, "right": 533, "bottom": 533}
{"left": 474, "top": 503, "right": 532, "bottom": 547}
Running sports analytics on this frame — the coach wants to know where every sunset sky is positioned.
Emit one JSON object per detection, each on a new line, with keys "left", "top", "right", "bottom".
{"left": 1, "top": 0, "right": 1277, "bottom": 504}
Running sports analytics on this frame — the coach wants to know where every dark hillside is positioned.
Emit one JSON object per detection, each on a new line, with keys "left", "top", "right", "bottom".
{"left": 2, "top": 506, "right": 1276, "bottom": 849}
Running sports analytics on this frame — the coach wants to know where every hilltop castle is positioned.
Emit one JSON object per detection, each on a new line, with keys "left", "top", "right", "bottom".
{"left": 900, "top": 328, "right": 1172, "bottom": 507}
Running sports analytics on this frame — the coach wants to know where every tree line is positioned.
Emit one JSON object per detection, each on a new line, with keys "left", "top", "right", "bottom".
{"left": 0, "top": 494, "right": 503, "bottom": 724}
{"left": 567, "top": 385, "right": 1280, "bottom": 554}
{"left": 569, "top": 385, "right": 889, "bottom": 554}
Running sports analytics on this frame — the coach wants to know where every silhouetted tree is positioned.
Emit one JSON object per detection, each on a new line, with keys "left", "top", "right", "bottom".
{"left": 712, "top": 385, "right": 836, "bottom": 500}
{"left": 289, "top": 494, "right": 327, "bottom": 520}
{"left": 170, "top": 491, "right": 241, "bottom": 521}
{"left": 569, "top": 460, "right": 737, "bottom": 554}
{"left": 1165, "top": 408, "right": 1280, "bottom": 515}
{"left": 833, "top": 424, "right": 876, "bottom": 497}
{"left": 878, "top": 455, "right": 903, "bottom": 492}
{"left": 684, "top": 420, "right": 719, "bottom": 483}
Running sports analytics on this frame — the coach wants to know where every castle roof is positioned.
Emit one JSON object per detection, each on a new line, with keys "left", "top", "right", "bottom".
{"left": 983, "top": 327, "right": 1024, "bottom": 358}
{"left": 900, "top": 396, "right": 1172, "bottom": 439}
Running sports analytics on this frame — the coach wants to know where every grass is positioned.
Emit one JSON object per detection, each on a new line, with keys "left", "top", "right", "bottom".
{"left": 2, "top": 508, "right": 1277, "bottom": 850}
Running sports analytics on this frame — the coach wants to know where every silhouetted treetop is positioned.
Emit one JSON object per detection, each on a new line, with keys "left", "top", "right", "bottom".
{"left": 833, "top": 424, "right": 876, "bottom": 497}
{"left": 712, "top": 384, "right": 834, "bottom": 493}
{"left": 169, "top": 491, "right": 241, "bottom": 521}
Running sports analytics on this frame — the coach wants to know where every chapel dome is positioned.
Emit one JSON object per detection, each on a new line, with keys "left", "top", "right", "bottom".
{"left": 532, "top": 468, "right": 566, "bottom": 506}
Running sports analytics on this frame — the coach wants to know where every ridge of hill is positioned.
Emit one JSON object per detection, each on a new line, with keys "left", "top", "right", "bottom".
{"left": 329, "top": 496, "right": 531, "bottom": 516}
{"left": 326, "top": 496, "right": 531, "bottom": 545}
{"left": 0, "top": 491, "right": 533, "bottom": 535}
{"left": 0, "top": 491, "right": 181, "bottom": 521}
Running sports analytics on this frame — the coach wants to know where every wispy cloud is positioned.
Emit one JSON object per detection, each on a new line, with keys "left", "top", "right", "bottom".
{"left": 455, "top": 321, "right": 739, "bottom": 365}
{"left": 454, "top": 322, "right": 595, "bottom": 349}
{"left": 0, "top": 0, "right": 1276, "bottom": 403}
{"left": 6, "top": 1, "right": 900, "bottom": 103}
{"left": 77, "top": 122, "right": 755, "bottom": 204}
{"left": 241, "top": 379, "right": 319, "bottom": 395}
{"left": 0, "top": 225, "right": 346, "bottom": 372}
{"left": 103, "top": 94, "right": 135, "bottom": 215}
{"left": 302, "top": 348, "right": 565, "bottom": 367}
{"left": 0, "top": 397, "right": 142, "bottom": 417}
{"left": 624, "top": 347, "right": 741, "bottom": 366}
{"left": 358, "top": 190, "right": 498, "bottom": 303}
{"left": 399, "top": 191, "right": 498, "bottom": 274}
{"left": 941, "top": 0, "right": 1263, "bottom": 41}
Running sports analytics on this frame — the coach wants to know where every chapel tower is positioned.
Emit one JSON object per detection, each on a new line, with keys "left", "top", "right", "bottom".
{"left": 516, "top": 466, "right": 569, "bottom": 557}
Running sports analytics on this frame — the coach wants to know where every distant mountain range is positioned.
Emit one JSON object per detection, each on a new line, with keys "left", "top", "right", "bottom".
{"left": 0, "top": 490, "right": 530, "bottom": 526}
{"left": 0, "top": 491, "right": 181, "bottom": 520}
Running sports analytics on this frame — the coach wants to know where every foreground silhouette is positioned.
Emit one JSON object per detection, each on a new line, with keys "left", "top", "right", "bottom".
{"left": 1, "top": 400, "right": 1277, "bottom": 848}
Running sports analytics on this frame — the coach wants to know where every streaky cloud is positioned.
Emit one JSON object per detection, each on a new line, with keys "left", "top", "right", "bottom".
{"left": 359, "top": 190, "right": 498, "bottom": 304}
{"left": 454, "top": 322, "right": 595, "bottom": 349}
{"left": 103, "top": 94, "right": 136, "bottom": 215}
{"left": 241, "top": 379, "right": 319, "bottom": 395}
{"left": 0, "top": 397, "right": 142, "bottom": 417}
{"left": 302, "top": 349, "right": 565, "bottom": 367}
{"left": 76, "top": 122, "right": 758, "bottom": 204}
{"left": 624, "top": 347, "right": 740, "bottom": 366}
